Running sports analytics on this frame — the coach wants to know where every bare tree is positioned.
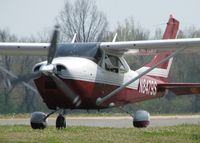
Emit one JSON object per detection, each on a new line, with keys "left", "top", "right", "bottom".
{"left": 154, "top": 28, "right": 163, "bottom": 40}
{"left": 115, "top": 18, "right": 149, "bottom": 41}
{"left": 110, "top": 18, "right": 150, "bottom": 70}
{"left": 57, "top": 0, "right": 108, "bottom": 42}
{"left": 0, "top": 29, "right": 48, "bottom": 113}
{"left": 0, "top": 29, "right": 17, "bottom": 111}
{"left": 16, "top": 36, "right": 49, "bottom": 113}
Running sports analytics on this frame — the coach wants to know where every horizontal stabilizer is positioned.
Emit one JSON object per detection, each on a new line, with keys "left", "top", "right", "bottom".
{"left": 158, "top": 83, "right": 200, "bottom": 95}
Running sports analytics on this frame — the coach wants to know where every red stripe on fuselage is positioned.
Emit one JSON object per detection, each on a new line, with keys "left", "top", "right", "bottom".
{"left": 34, "top": 75, "right": 165, "bottom": 110}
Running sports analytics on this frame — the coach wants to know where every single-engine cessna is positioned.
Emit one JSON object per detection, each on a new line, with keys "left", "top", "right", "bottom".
{"left": 1, "top": 15, "right": 200, "bottom": 129}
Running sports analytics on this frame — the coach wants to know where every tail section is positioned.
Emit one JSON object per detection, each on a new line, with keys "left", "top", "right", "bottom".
{"left": 137, "top": 15, "right": 179, "bottom": 81}
{"left": 162, "top": 15, "right": 179, "bottom": 39}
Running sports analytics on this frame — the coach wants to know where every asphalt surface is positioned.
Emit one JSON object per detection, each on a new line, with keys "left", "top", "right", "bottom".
{"left": 0, "top": 115, "right": 200, "bottom": 128}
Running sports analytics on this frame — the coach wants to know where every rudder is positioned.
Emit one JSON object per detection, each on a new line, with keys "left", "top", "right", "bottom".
{"left": 136, "top": 15, "right": 179, "bottom": 81}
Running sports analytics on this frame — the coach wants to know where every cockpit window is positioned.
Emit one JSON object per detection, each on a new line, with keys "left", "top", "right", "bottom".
{"left": 103, "top": 54, "right": 126, "bottom": 73}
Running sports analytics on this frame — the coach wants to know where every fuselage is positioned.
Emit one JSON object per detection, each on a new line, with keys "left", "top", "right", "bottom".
{"left": 33, "top": 56, "right": 166, "bottom": 110}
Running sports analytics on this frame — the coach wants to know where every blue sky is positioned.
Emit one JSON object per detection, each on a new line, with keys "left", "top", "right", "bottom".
{"left": 0, "top": 0, "right": 199, "bottom": 38}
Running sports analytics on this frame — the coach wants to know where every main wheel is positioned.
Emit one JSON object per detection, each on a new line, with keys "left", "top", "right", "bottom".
{"left": 56, "top": 114, "right": 66, "bottom": 129}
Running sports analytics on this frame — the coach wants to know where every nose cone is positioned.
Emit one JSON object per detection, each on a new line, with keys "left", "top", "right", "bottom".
{"left": 40, "top": 64, "right": 55, "bottom": 74}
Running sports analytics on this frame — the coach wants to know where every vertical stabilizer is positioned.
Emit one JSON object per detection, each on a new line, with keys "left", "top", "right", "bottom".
{"left": 137, "top": 15, "right": 179, "bottom": 81}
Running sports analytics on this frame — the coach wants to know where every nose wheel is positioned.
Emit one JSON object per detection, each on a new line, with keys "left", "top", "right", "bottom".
{"left": 56, "top": 114, "right": 66, "bottom": 129}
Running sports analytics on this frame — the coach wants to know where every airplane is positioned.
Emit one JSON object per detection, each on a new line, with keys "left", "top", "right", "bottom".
{"left": 1, "top": 15, "right": 200, "bottom": 129}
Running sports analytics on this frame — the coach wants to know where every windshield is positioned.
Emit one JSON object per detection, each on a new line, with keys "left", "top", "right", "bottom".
{"left": 56, "top": 43, "right": 102, "bottom": 62}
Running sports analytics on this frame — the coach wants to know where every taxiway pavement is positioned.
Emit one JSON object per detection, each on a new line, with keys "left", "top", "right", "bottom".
{"left": 0, "top": 115, "right": 200, "bottom": 128}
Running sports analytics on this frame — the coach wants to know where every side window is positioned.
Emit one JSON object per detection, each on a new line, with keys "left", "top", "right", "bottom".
{"left": 104, "top": 54, "right": 126, "bottom": 73}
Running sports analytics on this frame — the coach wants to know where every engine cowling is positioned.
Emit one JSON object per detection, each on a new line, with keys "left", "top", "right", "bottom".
{"left": 30, "top": 112, "right": 48, "bottom": 129}
{"left": 133, "top": 110, "right": 150, "bottom": 128}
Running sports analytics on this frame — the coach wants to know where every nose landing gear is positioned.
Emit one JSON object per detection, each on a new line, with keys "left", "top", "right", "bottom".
{"left": 56, "top": 114, "right": 66, "bottom": 129}
{"left": 30, "top": 109, "right": 67, "bottom": 129}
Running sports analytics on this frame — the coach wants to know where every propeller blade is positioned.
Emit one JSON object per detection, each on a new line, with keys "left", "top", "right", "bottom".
{"left": 0, "top": 65, "right": 39, "bottom": 94}
{"left": 11, "top": 72, "right": 41, "bottom": 85}
{"left": 7, "top": 72, "right": 41, "bottom": 93}
{"left": 49, "top": 74, "right": 81, "bottom": 107}
{"left": 47, "top": 25, "right": 60, "bottom": 65}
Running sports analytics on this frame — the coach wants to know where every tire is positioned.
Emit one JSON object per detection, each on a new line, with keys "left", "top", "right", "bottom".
{"left": 56, "top": 114, "right": 66, "bottom": 129}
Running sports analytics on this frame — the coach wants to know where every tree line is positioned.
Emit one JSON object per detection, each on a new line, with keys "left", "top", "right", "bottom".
{"left": 0, "top": 0, "right": 200, "bottom": 114}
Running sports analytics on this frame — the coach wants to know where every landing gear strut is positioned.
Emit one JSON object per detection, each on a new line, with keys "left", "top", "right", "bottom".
{"left": 56, "top": 114, "right": 66, "bottom": 129}
{"left": 30, "top": 109, "right": 67, "bottom": 129}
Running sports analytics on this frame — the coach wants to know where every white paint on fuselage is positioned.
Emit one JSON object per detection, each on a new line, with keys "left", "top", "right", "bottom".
{"left": 33, "top": 57, "right": 139, "bottom": 90}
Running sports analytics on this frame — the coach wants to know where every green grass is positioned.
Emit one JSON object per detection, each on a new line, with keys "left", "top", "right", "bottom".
{"left": 0, "top": 125, "right": 200, "bottom": 143}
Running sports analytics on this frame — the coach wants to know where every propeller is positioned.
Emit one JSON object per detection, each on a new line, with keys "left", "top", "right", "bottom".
{"left": 49, "top": 74, "right": 81, "bottom": 107}
{"left": 43, "top": 25, "right": 81, "bottom": 106}
{"left": 0, "top": 65, "right": 39, "bottom": 94}
{"left": 4, "top": 25, "right": 81, "bottom": 107}
{"left": 47, "top": 25, "right": 59, "bottom": 65}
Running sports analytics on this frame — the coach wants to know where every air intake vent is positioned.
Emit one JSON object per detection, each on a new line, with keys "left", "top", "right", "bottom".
{"left": 56, "top": 65, "right": 66, "bottom": 73}
{"left": 33, "top": 65, "right": 42, "bottom": 72}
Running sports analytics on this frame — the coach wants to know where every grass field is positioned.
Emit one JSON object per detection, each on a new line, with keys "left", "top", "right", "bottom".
{"left": 0, "top": 125, "right": 200, "bottom": 143}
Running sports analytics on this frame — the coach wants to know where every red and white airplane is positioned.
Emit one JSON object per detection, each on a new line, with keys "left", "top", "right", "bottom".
{"left": 1, "top": 15, "right": 200, "bottom": 129}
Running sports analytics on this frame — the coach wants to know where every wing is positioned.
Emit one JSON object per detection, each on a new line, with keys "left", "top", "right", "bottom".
{"left": 158, "top": 83, "right": 200, "bottom": 95}
{"left": 0, "top": 42, "right": 49, "bottom": 56}
{"left": 1, "top": 38, "right": 200, "bottom": 56}
{"left": 100, "top": 38, "right": 200, "bottom": 55}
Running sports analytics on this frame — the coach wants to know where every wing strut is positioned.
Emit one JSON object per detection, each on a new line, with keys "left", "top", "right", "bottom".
{"left": 96, "top": 47, "right": 186, "bottom": 106}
